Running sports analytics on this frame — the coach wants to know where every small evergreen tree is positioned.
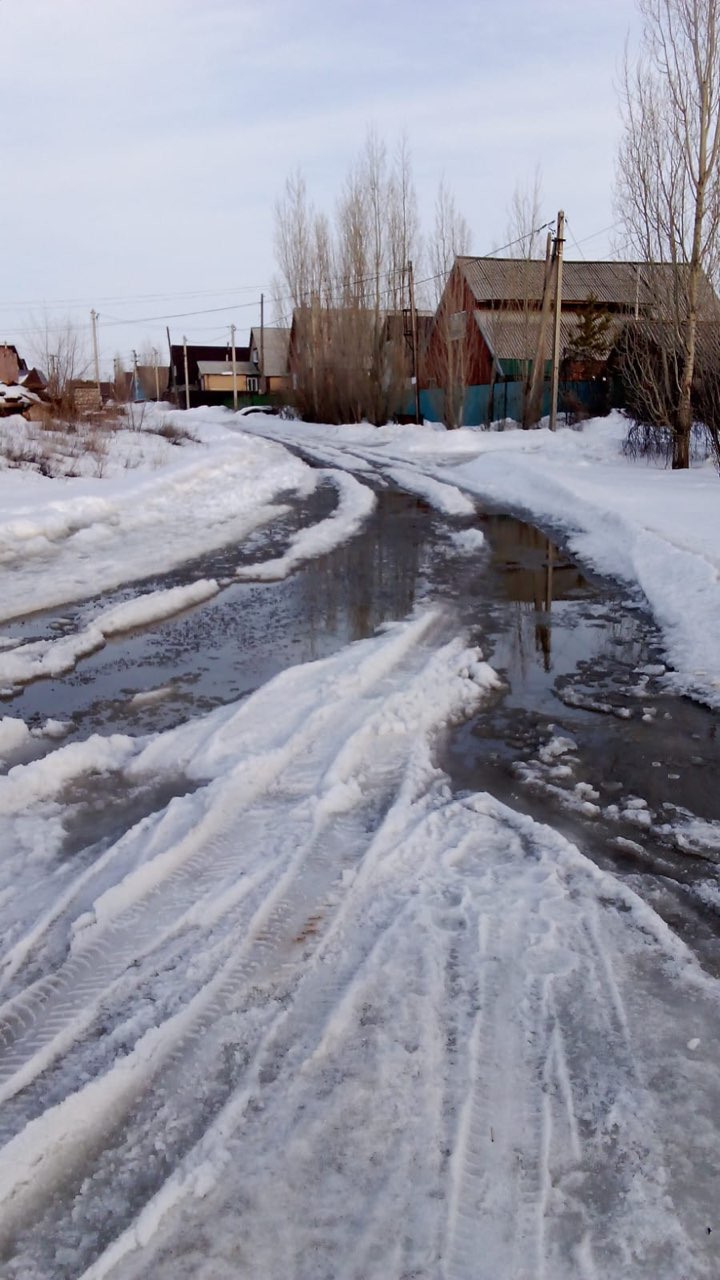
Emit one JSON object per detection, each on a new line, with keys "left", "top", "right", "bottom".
{"left": 567, "top": 294, "right": 612, "bottom": 363}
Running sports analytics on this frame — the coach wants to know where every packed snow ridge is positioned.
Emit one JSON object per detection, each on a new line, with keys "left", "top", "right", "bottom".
{"left": 1, "top": 405, "right": 719, "bottom": 1279}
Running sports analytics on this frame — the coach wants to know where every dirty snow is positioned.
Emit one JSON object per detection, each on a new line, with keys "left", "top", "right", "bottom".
{"left": 1, "top": 405, "right": 720, "bottom": 1279}
{"left": 233, "top": 407, "right": 720, "bottom": 710}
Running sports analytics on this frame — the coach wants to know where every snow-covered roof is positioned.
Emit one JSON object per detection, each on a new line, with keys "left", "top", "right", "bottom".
{"left": 0, "top": 383, "right": 40, "bottom": 405}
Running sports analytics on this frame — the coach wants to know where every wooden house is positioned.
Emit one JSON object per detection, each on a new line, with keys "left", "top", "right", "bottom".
{"left": 248, "top": 326, "right": 291, "bottom": 395}
{"left": 421, "top": 256, "right": 720, "bottom": 424}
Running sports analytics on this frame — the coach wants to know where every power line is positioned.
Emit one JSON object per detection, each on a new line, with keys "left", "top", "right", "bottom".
{"left": 0, "top": 282, "right": 270, "bottom": 313}
{"left": 565, "top": 215, "right": 587, "bottom": 261}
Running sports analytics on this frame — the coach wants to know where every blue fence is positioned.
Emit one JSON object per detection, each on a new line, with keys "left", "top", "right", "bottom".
{"left": 413, "top": 379, "right": 607, "bottom": 427}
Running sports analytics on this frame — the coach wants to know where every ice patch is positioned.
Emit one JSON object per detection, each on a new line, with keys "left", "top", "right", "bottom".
{"left": 0, "top": 580, "right": 219, "bottom": 689}
{"left": 235, "top": 469, "right": 375, "bottom": 581}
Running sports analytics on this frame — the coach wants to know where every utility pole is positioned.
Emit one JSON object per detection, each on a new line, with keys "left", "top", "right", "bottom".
{"left": 182, "top": 335, "right": 190, "bottom": 410}
{"left": 152, "top": 348, "right": 160, "bottom": 401}
{"left": 260, "top": 293, "right": 265, "bottom": 395}
{"left": 230, "top": 324, "right": 238, "bottom": 411}
{"left": 131, "top": 349, "right": 139, "bottom": 403}
{"left": 524, "top": 231, "right": 555, "bottom": 428}
{"left": 407, "top": 259, "right": 421, "bottom": 425}
{"left": 549, "top": 209, "right": 565, "bottom": 432}
{"left": 166, "top": 327, "right": 177, "bottom": 406}
{"left": 90, "top": 309, "right": 101, "bottom": 396}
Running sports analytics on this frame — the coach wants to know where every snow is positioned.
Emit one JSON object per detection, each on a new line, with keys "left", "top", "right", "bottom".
{"left": 233, "top": 408, "right": 720, "bottom": 710}
{"left": 449, "top": 527, "right": 486, "bottom": 554}
{"left": 0, "top": 411, "right": 316, "bottom": 622}
{"left": 1, "top": 615, "right": 719, "bottom": 1278}
{"left": 1, "top": 405, "right": 720, "bottom": 1277}
{"left": 235, "top": 468, "right": 376, "bottom": 581}
{"left": 0, "top": 580, "right": 220, "bottom": 690}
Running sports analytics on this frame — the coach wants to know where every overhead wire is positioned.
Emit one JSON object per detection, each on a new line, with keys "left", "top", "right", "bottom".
{"left": 3, "top": 216, "right": 626, "bottom": 347}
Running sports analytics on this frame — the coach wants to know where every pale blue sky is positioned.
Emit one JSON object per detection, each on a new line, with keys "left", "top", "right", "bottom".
{"left": 0, "top": 0, "right": 637, "bottom": 372}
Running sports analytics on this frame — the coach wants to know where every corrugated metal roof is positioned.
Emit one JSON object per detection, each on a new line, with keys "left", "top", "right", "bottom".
{"left": 474, "top": 309, "right": 625, "bottom": 363}
{"left": 249, "top": 327, "right": 290, "bottom": 378}
{"left": 197, "top": 360, "right": 256, "bottom": 377}
{"left": 458, "top": 257, "right": 719, "bottom": 312}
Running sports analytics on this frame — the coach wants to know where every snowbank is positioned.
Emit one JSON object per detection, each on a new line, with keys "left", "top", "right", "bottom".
{"left": 0, "top": 411, "right": 316, "bottom": 622}
{"left": 234, "top": 409, "right": 720, "bottom": 709}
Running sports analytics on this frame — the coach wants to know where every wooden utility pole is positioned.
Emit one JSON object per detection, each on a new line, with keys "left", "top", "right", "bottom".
{"left": 166, "top": 327, "right": 177, "bottom": 405}
{"left": 549, "top": 209, "right": 565, "bottom": 432}
{"left": 230, "top": 324, "right": 238, "bottom": 410}
{"left": 260, "top": 293, "right": 265, "bottom": 394}
{"left": 182, "top": 335, "right": 190, "bottom": 410}
{"left": 407, "top": 259, "right": 421, "bottom": 425}
{"left": 524, "top": 231, "right": 555, "bottom": 428}
{"left": 90, "top": 309, "right": 101, "bottom": 395}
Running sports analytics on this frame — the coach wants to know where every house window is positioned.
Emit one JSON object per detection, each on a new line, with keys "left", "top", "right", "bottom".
{"left": 247, "top": 376, "right": 259, "bottom": 393}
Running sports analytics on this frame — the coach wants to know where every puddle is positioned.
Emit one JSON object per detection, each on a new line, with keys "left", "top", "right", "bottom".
{"left": 440, "top": 513, "right": 720, "bottom": 972}
{"left": 3, "top": 480, "right": 720, "bottom": 969}
{"left": 2, "top": 486, "right": 441, "bottom": 741}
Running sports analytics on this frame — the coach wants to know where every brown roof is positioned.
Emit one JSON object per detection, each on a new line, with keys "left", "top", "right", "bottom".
{"left": 474, "top": 309, "right": 625, "bottom": 364}
{"left": 457, "top": 257, "right": 720, "bottom": 314}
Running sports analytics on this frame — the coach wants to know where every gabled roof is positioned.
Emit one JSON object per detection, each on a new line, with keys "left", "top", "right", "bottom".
{"left": 249, "top": 327, "right": 291, "bottom": 377}
{"left": 198, "top": 360, "right": 256, "bottom": 377}
{"left": 456, "top": 256, "right": 720, "bottom": 313}
{"left": 474, "top": 309, "right": 625, "bottom": 365}
{"left": 169, "top": 343, "right": 250, "bottom": 385}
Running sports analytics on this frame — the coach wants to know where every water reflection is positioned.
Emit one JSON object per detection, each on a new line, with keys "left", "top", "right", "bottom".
{"left": 5, "top": 489, "right": 432, "bottom": 742}
{"left": 482, "top": 516, "right": 591, "bottom": 687}
{"left": 302, "top": 490, "right": 422, "bottom": 647}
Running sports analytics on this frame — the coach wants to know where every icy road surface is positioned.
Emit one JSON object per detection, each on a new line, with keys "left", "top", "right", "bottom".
{"left": 1, "top": 614, "right": 719, "bottom": 1279}
{"left": 1, "top": 411, "right": 719, "bottom": 1278}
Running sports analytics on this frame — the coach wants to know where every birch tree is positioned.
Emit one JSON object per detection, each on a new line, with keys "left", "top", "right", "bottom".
{"left": 426, "top": 180, "right": 472, "bottom": 426}
{"left": 274, "top": 131, "right": 421, "bottom": 424}
{"left": 617, "top": 0, "right": 720, "bottom": 467}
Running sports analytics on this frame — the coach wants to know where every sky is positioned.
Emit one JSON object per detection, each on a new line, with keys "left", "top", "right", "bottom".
{"left": 0, "top": 0, "right": 639, "bottom": 375}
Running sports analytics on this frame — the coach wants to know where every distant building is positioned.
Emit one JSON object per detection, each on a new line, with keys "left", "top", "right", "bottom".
{"left": 422, "top": 256, "right": 720, "bottom": 425}
{"left": 170, "top": 333, "right": 290, "bottom": 407}
{"left": 248, "top": 326, "right": 291, "bottom": 396}
{"left": 0, "top": 344, "right": 24, "bottom": 385}
{"left": 169, "top": 343, "right": 249, "bottom": 407}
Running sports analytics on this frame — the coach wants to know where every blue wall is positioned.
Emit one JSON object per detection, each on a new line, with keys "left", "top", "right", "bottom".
{"left": 415, "top": 380, "right": 606, "bottom": 426}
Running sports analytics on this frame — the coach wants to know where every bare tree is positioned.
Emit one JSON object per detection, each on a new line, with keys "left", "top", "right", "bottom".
{"left": 504, "top": 169, "right": 548, "bottom": 426}
{"left": 506, "top": 167, "right": 545, "bottom": 260}
{"left": 617, "top": 0, "right": 720, "bottom": 467}
{"left": 429, "top": 179, "right": 471, "bottom": 307}
{"left": 424, "top": 180, "right": 472, "bottom": 426}
{"left": 28, "top": 316, "right": 91, "bottom": 414}
{"left": 275, "top": 131, "right": 422, "bottom": 425}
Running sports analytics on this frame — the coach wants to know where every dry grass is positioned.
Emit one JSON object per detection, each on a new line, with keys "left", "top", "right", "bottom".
{"left": 155, "top": 421, "right": 199, "bottom": 446}
{"left": 0, "top": 406, "right": 199, "bottom": 479}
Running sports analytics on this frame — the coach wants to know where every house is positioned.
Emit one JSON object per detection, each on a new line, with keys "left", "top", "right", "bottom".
{"left": 169, "top": 343, "right": 250, "bottom": 407}
{"left": 0, "top": 344, "right": 24, "bottom": 385}
{"left": 197, "top": 358, "right": 260, "bottom": 396}
{"left": 248, "top": 326, "right": 291, "bottom": 395}
{"left": 422, "top": 256, "right": 720, "bottom": 425}
{"left": 133, "top": 364, "right": 170, "bottom": 402}
{"left": 0, "top": 345, "right": 49, "bottom": 417}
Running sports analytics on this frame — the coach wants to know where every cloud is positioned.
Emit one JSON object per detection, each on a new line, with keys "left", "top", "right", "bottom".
{"left": 0, "top": 0, "right": 635, "bottom": 366}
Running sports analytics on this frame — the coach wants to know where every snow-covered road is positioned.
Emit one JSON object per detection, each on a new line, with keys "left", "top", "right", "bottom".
{"left": 1, "top": 409, "right": 719, "bottom": 1278}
